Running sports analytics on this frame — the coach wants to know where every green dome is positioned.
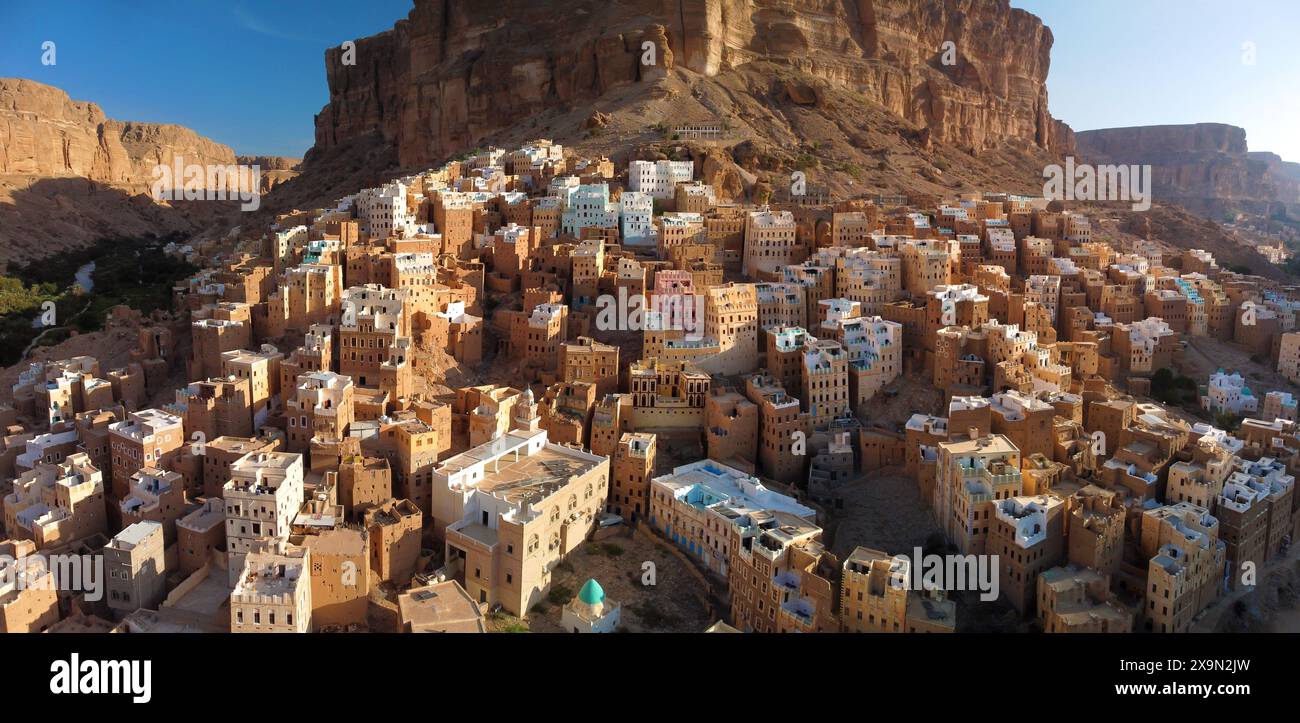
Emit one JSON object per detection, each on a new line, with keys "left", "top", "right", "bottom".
{"left": 578, "top": 578, "right": 605, "bottom": 605}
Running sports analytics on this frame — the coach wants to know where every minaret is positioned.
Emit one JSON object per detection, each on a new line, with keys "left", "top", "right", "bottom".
{"left": 514, "top": 387, "right": 540, "bottom": 432}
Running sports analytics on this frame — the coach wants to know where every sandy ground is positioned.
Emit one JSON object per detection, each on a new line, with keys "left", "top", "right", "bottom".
{"left": 1191, "top": 541, "right": 1300, "bottom": 633}
{"left": 822, "top": 470, "right": 1029, "bottom": 632}
{"left": 1177, "top": 336, "right": 1300, "bottom": 399}
{"left": 822, "top": 471, "right": 943, "bottom": 559}
{"left": 485, "top": 528, "right": 714, "bottom": 633}
{"left": 867, "top": 371, "right": 948, "bottom": 430}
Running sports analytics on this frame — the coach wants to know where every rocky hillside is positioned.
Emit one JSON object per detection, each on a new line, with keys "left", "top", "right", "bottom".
{"left": 312, "top": 0, "right": 1073, "bottom": 184}
{"left": 1076, "top": 123, "right": 1300, "bottom": 216}
{"left": 0, "top": 78, "right": 299, "bottom": 265}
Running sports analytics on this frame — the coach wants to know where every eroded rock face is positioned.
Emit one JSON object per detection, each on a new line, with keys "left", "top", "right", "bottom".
{"left": 1077, "top": 123, "right": 1299, "bottom": 206}
{"left": 314, "top": 0, "right": 1072, "bottom": 167}
{"left": 1, "top": 77, "right": 128, "bottom": 183}
{"left": 0, "top": 78, "right": 303, "bottom": 265}
{"left": 0, "top": 78, "right": 244, "bottom": 192}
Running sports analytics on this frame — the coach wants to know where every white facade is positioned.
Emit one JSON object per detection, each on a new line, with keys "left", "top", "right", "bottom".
{"left": 223, "top": 451, "right": 305, "bottom": 585}
{"left": 341, "top": 285, "right": 408, "bottom": 333}
{"left": 560, "top": 183, "right": 618, "bottom": 236}
{"left": 620, "top": 191, "right": 655, "bottom": 245}
{"left": 1202, "top": 371, "right": 1258, "bottom": 416}
{"left": 628, "top": 160, "right": 693, "bottom": 199}
{"left": 356, "top": 181, "right": 414, "bottom": 239}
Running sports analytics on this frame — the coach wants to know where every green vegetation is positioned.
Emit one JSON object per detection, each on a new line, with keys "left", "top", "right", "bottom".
{"left": 1149, "top": 368, "right": 1198, "bottom": 407}
{"left": 487, "top": 611, "right": 529, "bottom": 633}
{"left": 838, "top": 162, "right": 865, "bottom": 181}
{"left": 0, "top": 234, "right": 197, "bottom": 367}
{"left": 629, "top": 600, "right": 679, "bottom": 630}
{"left": 547, "top": 584, "right": 573, "bottom": 606}
{"left": 1214, "top": 412, "right": 1242, "bottom": 432}
{"left": 0, "top": 276, "right": 60, "bottom": 316}
{"left": 0, "top": 277, "right": 65, "bottom": 368}
{"left": 585, "top": 542, "right": 625, "bottom": 557}
{"left": 452, "top": 147, "right": 484, "bottom": 163}
{"left": 792, "top": 151, "right": 819, "bottom": 171}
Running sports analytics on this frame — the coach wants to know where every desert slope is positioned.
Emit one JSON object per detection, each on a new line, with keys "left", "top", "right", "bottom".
{"left": 0, "top": 78, "right": 299, "bottom": 266}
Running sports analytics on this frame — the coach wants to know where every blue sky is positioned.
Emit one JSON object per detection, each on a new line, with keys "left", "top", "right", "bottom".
{"left": 1015, "top": 0, "right": 1300, "bottom": 161}
{"left": 0, "top": 0, "right": 413, "bottom": 157}
{"left": 2, "top": 1, "right": 1297, "bottom": 161}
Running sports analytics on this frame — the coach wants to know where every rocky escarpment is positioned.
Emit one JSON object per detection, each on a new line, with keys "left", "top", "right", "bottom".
{"left": 1076, "top": 123, "right": 1300, "bottom": 209}
{"left": 314, "top": 0, "right": 1073, "bottom": 169}
{"left": 0, "top": 78, "right": 302, "bottom": 265}
{"left": 236, "top": 155, "right": 303, "bottom": 194}
{"left": 0, "top": 78, "right": 243, "bottom": 190}
{"left": 1247, "top": 151, "right": 1300, "bottom": 197}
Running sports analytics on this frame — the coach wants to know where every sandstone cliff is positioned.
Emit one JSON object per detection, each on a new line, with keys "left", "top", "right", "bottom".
{"left": 0, "top": 78, "right": 302, "bottom": 265}
{"left": 313, "top": 0, "right": 1073, "bottom": 170}
{"left": 0, "top": 78, "right": 241, "bottom": 189}
{"left": 1076, "top": 123, "right": 1299, "bottom": 209}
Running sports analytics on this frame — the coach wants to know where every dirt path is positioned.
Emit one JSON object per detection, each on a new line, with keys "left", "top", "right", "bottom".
{"left": 1191, "top": 543, "right": 1300, "bottom": 633}
{"left": 19, "top": 297, "right": 94, "bottom": 358}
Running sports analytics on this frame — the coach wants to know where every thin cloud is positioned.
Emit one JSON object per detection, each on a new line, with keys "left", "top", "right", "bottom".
{"left": 232, "top": 3, "right": 315, "bottom": 42}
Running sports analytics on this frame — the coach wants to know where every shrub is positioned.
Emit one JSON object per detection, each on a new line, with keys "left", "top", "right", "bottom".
{"left": 547, "top": 585, "right": 572, "bottom": 606}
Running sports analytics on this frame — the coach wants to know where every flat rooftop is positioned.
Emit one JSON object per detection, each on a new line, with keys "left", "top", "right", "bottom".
{"left": 109, "top": 521, "right": 161, "bottom": 550}
{"left": 467, "top": 444, "right": 599, "bottom": 506}
{"left": 654, "top": 460, "right": 815, "bottom": 519}
{"left": 941, "top": 434, "right": 1019, "bottom": 456}
{"left": 301, "top": 527, "right": 366, "bottom": 556}
{"left": 399, "top": 580, "right": 486, "bottom": 633}
{"left": 178, "top": 500, "right": 225, "bottom": 533}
